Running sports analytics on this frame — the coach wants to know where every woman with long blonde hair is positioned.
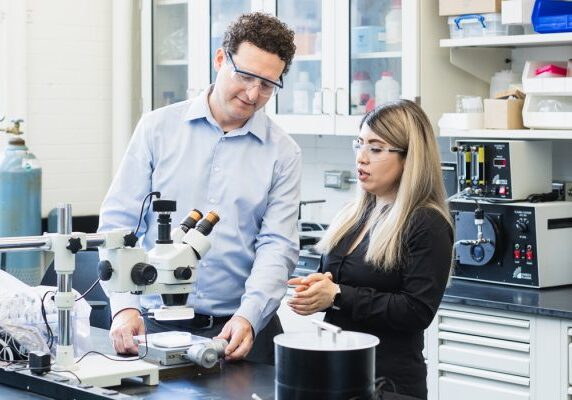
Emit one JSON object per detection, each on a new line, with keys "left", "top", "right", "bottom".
{"left": 288, "top": 100, "right": 453, "bottom": 399}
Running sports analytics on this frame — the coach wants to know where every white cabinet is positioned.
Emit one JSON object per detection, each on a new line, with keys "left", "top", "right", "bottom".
{"left": 428, "top": 304, "right": 565, "bottom": 400}
{"left": 141, "top": 0, "right": 262, "bottom": 111}
{"left": 434, "top": 307, "right": 532, "bottom": 400}
{"left": 142, "top": 0, "right": 465, "bottom": 134}
{"left": 265, "top": 0, "right": 412, "bottom": 135}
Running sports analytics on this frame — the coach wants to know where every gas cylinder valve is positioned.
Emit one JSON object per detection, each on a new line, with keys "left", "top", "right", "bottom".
{"left": 0, "top": 118, "right": 24, "bottom": 136}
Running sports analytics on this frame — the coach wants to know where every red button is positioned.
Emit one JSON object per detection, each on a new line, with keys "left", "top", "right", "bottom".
{"left": 526, "top": 249, "right": 534, "bottom": 261}
{"left": 499, "top": 186, "right": 506, "bottom": 195}
{"left": 513, "top": 249, "right": 521, "bottom": 260}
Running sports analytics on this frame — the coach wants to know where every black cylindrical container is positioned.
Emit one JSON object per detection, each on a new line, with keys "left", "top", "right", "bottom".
{"left": 274, "top": 321, "right": 379, "bottom": 400}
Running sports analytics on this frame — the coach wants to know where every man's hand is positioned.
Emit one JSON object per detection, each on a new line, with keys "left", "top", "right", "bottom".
{"left": 287, "top": 272, "right": 338, "bottom": 315}
{"left": 215, "top": 316, "right": 254, "bottom": 361}
{"left": 109, "top": 308, "right": 145, "bottom": 355}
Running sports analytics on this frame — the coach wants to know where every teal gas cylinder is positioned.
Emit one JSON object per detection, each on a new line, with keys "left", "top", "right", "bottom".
{"left": 0, "top": 135, "right": 42, "bottom": 285}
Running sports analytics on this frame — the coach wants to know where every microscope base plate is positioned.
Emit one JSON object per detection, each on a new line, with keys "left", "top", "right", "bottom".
{"left": 74, "top": 355, "right": 159, "bottom": 387}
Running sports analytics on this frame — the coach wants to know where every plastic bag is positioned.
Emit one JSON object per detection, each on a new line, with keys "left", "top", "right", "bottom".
{"left": 0, "top": 270, "right": 92, "bottom": 356}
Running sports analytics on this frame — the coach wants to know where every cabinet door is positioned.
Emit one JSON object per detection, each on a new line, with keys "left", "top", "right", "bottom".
{"left": 208, "top": 0, "right": 263, "bottom": 84}
{"left": 334, "top": 0, "right": 415, "bottom": 136}
{"left": 143, "top": 0, "right": 191, "bottom": 111}
{"left": 264, "top": 0, "right": 336, "bottom": 135}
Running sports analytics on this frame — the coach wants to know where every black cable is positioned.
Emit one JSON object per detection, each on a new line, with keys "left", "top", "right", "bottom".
{"left": 75, "top": 278, "right": 101, "bottom": 302}
{"left": 134, "top": 191, "right": 161, "bottom": 236}
{"left": 74, "top": 313, "right": 149, "bottom": 364}
{"left": 41, "top": 291, "right": 56, "bottom": 349}
{"left": 5, "top": 363, "right": 82, "bottom": 384}
{"left": 53, "top": 369, "right": 82, "bottom": 384}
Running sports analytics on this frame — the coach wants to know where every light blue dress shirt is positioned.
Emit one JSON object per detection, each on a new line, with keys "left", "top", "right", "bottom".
{"left": 98, "top": 87, "right": 301, "bottom": 334}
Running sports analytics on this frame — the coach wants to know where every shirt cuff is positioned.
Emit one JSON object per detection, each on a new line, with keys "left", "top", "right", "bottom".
{"left": 234, "top": 299, "right": 264, "bottom": 336}
{"left": 335, "top": 284, "right": 355, "bottom": 312}
{"left": 109, "top": 292, "right": 141, "bottom": 318}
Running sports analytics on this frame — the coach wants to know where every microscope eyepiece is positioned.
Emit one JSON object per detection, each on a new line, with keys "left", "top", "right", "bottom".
{"left": 180, "top": 209, "right": 203, "bottom": 233}
{"left": 195, "top": 211, "right": 220, "bottom": 236}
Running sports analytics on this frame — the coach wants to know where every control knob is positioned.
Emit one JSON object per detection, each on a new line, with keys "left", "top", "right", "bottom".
{"left": 515, "top": 221, "right": 528, "bottom": 233}
{"left": 174, "top": 266, "right": 192, "bottom": 280}
{"left": 131, "top": 263, "right": 157, "bottom": 286}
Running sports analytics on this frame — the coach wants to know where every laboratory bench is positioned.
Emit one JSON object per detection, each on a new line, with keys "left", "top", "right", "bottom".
{"left": 0, "top": 327, "right": 275, "bottom": 400}
{"left": 442, "top": 279, "right": 572, "bottom": 319}
{"left": 3, "top": 280, "right": 572, "bottom": 399}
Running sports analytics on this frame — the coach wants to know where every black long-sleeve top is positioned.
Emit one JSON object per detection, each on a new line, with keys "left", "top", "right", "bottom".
{"left": 321, "top": 207, "right": 453, "bottom": 399}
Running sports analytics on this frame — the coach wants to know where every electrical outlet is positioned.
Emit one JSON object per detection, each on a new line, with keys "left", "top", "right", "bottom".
{"left": 566, "top": 182, "right": 572, "bottom": 202}
{"left": 324, "top": 170, "right": 351, "bottom": 190}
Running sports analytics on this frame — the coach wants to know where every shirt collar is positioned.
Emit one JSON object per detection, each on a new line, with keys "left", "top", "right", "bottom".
{"left": 183, "top": 85, "right": 267, "bottom": 143}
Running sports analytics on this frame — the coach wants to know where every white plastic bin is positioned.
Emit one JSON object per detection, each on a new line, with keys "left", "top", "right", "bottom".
{"left": 523, "top": 95, "right": 572, "bottom": 129}
{"left": 501, "top": 0, "right": 534, "bottom": 25}
{"left": 448, "top": 13, "right": 509, "bottom": 38}
{"left": 522, "top": 60, "right": 572, "bottom": 95}
{"left": 438, "top": 113, "right": 485, "bottom": 130}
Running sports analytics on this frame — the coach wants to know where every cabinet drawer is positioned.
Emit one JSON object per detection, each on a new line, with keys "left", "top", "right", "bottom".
{"left": 439, "top": 374, "right": 529, "bottom": 400}
{"left": 568, "top": 328, "right": 572, "bottom": 386}
{"left": 569, "top": 337, "right": 572, "bottom": 385}
{"left": 439, "top": 364, "right": 529, "bottom": 400}
{"left": 439, "top": 332, "right": 530, "bottom": 377}
{"left": 439, "top": 309, "right": 530, "bottom": 343}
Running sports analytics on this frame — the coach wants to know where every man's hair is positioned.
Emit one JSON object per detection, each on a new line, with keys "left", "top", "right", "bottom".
{"left": 222, "top": 12, "right": 296, "bottom": 75}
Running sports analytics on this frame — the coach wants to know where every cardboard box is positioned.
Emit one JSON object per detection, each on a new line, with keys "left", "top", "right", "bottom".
{"left": 484, "top": 98, "right": 524, "bottom": 129}
{"left": 440, "top": 0, "right": 501, "bottom": 16}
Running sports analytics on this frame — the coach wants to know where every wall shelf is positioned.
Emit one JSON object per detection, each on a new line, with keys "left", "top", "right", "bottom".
{"left": 293, "top": 54, "right": 322, "bottom": 62}
{"left": 157, "top": 59, "right": 188, "bottom": 66}
{"left": 440, "top": 128, "right": 572, "bottom": 140}
{"left": 440, "top": 32, "right": 572, "bottom": 48}
{"left": 156, "top": 0, "right": 186, "bottom": 6}
{"left": 352, "top": 51, "right": 402, "bottom": 60}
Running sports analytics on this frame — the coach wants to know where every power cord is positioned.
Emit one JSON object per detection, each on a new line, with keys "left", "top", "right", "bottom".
{"left": 74, "top": 312, "right": 149, "bottom": 365}
{"left": 134, "top": 191, "right": 161, "bottom": 236}
{"left": 40, "top": 290, "right": 56, "bottom": 349}
{"left": 74, "top": 278, "right": 101, "bottom": 302}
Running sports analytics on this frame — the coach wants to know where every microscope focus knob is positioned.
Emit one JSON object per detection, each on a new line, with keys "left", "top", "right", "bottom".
{"left": 131, "top": 263, "right": 157, "bottom": 286}
{"left": 98, "top": 260, "right": 113, "bottom": 281}
{"left": 174, "top": 266, "right": 192, "bottom": 280}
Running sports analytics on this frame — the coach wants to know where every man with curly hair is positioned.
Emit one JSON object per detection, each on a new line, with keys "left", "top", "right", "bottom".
{"left": 99, "top": 12, "right": 300, "bottom": 365}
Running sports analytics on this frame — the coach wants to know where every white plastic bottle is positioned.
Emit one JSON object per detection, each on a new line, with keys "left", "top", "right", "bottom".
{"left": 350, "top": 71, "right": 374, "bottom": 114}
{"left": 385, "top": 0, "right": 402, "bottom": 51}
{"left": 375, "top": 71, "right": 400, "bottom": 106}
{"left": 293, "top": 71, "right": 315, "bottom": 114}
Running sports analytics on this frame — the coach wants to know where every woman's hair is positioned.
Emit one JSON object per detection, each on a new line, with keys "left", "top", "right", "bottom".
{"left": 317, "top": 100, "right": 451, "bottom": 271}
{"left": 222, "top": 12, "right": 296, "bottom": 75}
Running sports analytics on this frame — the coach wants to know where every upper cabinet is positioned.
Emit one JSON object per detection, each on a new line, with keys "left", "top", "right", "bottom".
{"left": 142, "top": 0, "right": 467, "bottom": 135}
{"left": 265, "top": 0, "right": 413, "bottom": 135}
{"left": 142, "top": 0, "right": 189, "bottom": 111}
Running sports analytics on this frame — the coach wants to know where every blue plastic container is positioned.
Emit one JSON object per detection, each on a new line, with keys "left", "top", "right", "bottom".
{"left": 0, "top": 137, "right": 42, "bottom": 285}
{"left": 532, "top": 0, "right": 572, "bottom": 33}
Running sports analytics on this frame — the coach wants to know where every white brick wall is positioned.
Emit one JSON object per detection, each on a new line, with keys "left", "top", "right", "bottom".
{"left": 25, "top": 0, "right": 112, "bottom": 216}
